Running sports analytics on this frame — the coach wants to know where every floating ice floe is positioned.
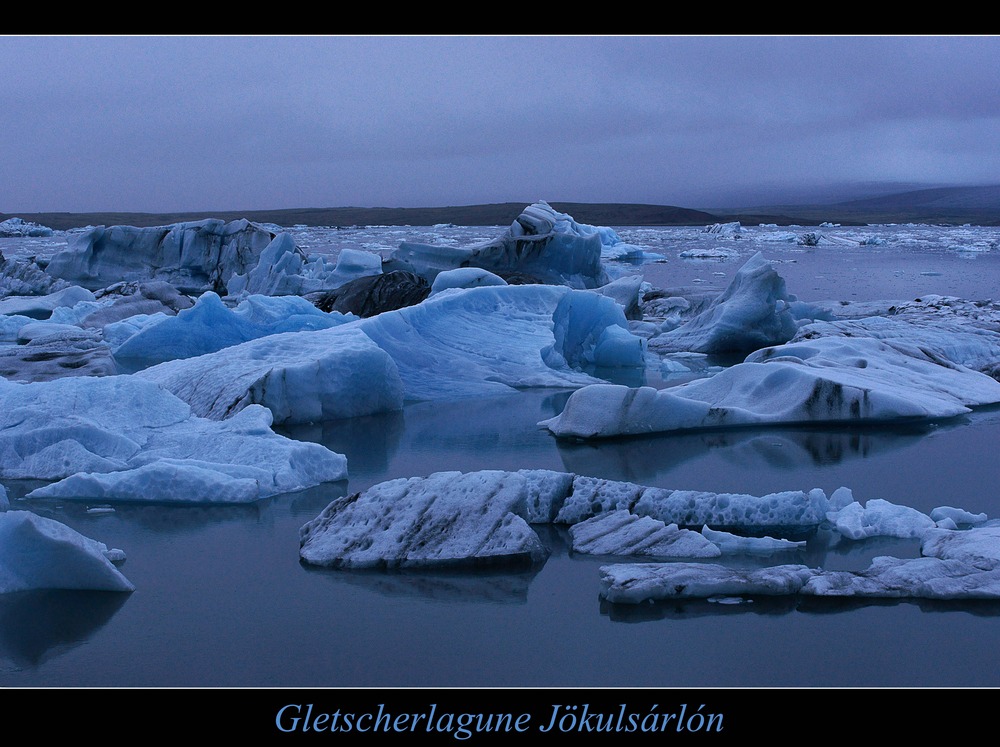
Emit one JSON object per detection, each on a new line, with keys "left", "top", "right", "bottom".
{"left": 541, "top": 333, "right": 1000, "bottom": 439}
{"left": 44, "top": 219, "right": 281, "bottom": 294}
{"left": 298, "top": 469, "right": 886, "bottom": 570}
{"left": 0, "top": 510, "right": 134, "bottom": 594}
{"left": 385, "top": 201, "right": 610, "bottom": 288}
{"left": 648, "top": 253, "right": 798, "bottom": 355}
{"left": 0, "top": 375, "right": 346, "bottom": 501}
{"left": 679, "top": 247, "right": 738, "bottom": 259}
{"left": 598, "top": 557, "right": 1000, "bottom": 603}
{"left": 703, "top": 222, "right": 741, "bottom": 236}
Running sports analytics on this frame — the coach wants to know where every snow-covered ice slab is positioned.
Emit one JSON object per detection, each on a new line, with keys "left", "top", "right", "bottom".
{"left": 648, "top": 252, "right": 797, "bottom": 355}
{"left": 541, "top": 334, "right": 1000, "bottom": 439}
{"left": 386, "top": 201, "right": 610, "bottom": 288}
{"left": 0, "top": 376, "right": 346, "bottom": 502}
{"left": 137, "top": 326, "right": 403, "bottom": 424}
{"left": 0, "top": 510, "right": 134, "bottom": 593}
{"left": 300, "top": 470, "right": 548, "bottom": 569}
{"left": 599, "top": 557, "right": 1000, "bottom": 603}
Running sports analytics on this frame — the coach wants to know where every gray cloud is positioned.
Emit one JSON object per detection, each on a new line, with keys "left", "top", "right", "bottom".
{"left": 2, "top": 35, "right": 999, "bottom": 212}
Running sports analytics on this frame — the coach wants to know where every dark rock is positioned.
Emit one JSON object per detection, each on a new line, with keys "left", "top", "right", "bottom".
{"left": 311, "top": 271, "right": 430, "bottom": 318}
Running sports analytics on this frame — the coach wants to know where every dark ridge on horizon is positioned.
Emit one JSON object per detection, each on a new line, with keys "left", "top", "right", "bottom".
{"left": 0, "top": 202, "right": 721, "bottom": 231}
{"left": 5, "top": 186, "right": 1000, "bottom": 231}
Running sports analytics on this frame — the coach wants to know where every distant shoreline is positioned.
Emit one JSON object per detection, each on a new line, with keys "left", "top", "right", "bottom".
{"left": 4, "top": 199, "right": 1000, "bottom": 231}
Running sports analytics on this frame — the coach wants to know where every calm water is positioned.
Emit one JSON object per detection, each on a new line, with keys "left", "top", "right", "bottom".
{"left": 2, "top": 224, "right": 1000, "bottom": 687}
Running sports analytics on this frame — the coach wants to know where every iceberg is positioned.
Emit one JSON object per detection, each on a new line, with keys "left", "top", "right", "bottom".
{"left": 356, "top": 285, "right": 622, "bottom": 400}
{"left": 385, "top": 201, "right": 610, "bottom": 288}
{"left": 44, "top": 219, "right": 281, "bottom": 294}
{"left": 299, "top": 469, "right": 867, "bottom": 570}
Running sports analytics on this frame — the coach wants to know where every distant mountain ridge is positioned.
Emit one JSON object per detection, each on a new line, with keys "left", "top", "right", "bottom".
{"left": 834, "top": 185, "right": 1000, "bottom": 211}
{"left": 5, "top": 186, "right": 1000, "bottom": 230}
{"left": 0, "top": 203, "right": 718, "bottom": 231}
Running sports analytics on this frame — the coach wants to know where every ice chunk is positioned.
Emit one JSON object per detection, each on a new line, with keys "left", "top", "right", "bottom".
{"left": 429, "top": 267, "right": 507, "bottom": 296}
{"left": 0, "top": 510, "right": 134, "bottom": 593}
{"left": 930, "top": 506, "right": 988, "bottom": 526}
{"left": 600, "top": 562, "right": 814, "bottom": 604}
{"left": 45, "top": 219, "right": 280, "bottom": 294}
{"left": 569, "top": 510, "right": 721, "bottom": 558}
{"left": 137, "top": 326, "right": 403, "bottom": 424}
{"left": 386, "top": 201, "right": 609, "bottom": 288}
{"left": 600, "top": 557, "right": 1000, "bottom": 603}
{"left": 114, "top": 291, "right": 351, "bottom": 367}
{"left": 922, "top": 524, "right": 1000, "bottom": 565}
{"left": 0, "top": 217, "right": 54, "bottom": 237}
{"left": 0, "top": 285, "right": 96, "bottom": 320}
{"left": 649, "top": 253, "right": 797, "bottom": 355}
{"left": 542, "top": 335, "right": 1000, "bottom": 439}
{"left": 541, "top": 290, "right": 645, "bottom": 370}
{"left": 700, "top": 526, "right": 806, "bottom": 554}
{"left": 299, "top": 471, "right": 548, "bottom": 569}
{"left": 0, "top": 376, "right": 346, "bottom": 499}
{"left": 826, "top": 499, "right": 936, "bottom": 540}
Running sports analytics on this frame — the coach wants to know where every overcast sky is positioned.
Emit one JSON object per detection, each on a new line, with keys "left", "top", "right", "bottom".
{"left": 2, "top": 35, "right": 999, "bottom": 213}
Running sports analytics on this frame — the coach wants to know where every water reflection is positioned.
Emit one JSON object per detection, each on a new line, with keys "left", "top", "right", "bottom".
{"left": 302, "top": 565, "right": 541, "bottom": 605}
{"left": 0, "top": 590, "right": 129, "bottom": 669}
{"left": 600, "top": 595, "right": 1000, "bottom": 622}
{"left": 555, "top": 422, "right": 941, "bottom": 484}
